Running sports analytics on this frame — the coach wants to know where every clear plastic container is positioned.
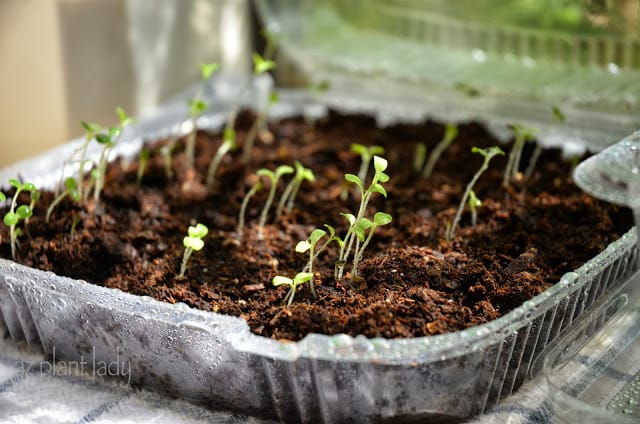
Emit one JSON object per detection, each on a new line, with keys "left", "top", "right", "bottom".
{"left": 540, "top": 270, "right": 640, "bottom": 423}
{"left": 0, "top": 81, "right": 639, "bottom": 422}
{"left": 256, "top": 0, "right": 640, "bottom": 150}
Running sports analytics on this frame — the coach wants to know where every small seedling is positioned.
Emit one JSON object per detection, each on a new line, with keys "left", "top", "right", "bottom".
{"left": 242, "top": 65, "right": 279, "bottom": 164}
{"left": 295, "top": 225, "right": 340, "bottom": 297}
{"left": 72, "top": 120, "right": 102, "bottom": 202}
{"left": 252, "top": 52, "right": 276, "bottom": 75}
{"left": 351, "top": 143, "right": 385, "bottom": 183}
{"left": 46, "top": 177, "right": 81, "bottom": 223}
{"left": 206, "top": 127, "right": 238, "bottom": 188}
{"left": 2, "top": 179, "right": 38, "bottom": 259}
{"left": 184, "top": 62, "right": 220, "bottom": 170}
{"left": 525, "top": 109, "right": 562, "bottom": 180}
{"left": 179, "top": 223, "right": 208, "bottom": 278}
{"left": 468, "top": 190, "right": 482, "bottom": 227}
{"left": 93, "top": 107, "right": 132, "bottom": 205}
{"left": 335, "top": 156, "right": 390, "bottom": 280}
{"left": 351, "top": 211, "right": 392, "bottom": 277}
{"left": 414, "top": 143, "right": 427, "bottom": 173}
{"left": 272, "top": 272, "right": 314, "bottom": 306}
{"left": 256, "top": 165, "right": 294, "bottom": 238}
{"left": 137, "top": 147, "right": 150, "bottom": 185}
{"left": 422, "top": 123, "right": 459, "bottom": 178}
{"left": 161, "top": 135, "right": 180, "bottom": 180}
{"left": 237, "top": 179, "right": 264, "bottom": 237}
{"left": 502, "top": 124, "right": 537, "bottom": 187}
{"left": 276, "top": 161, "right": 315, "bottom": 219}
{"left": 447, "top": 146, "right": 504, "bottom": 241}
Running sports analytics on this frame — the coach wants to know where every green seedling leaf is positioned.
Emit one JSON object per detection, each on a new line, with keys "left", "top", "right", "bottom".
{"left": 0, "top": 192, "right": 5, "bottom": 202}
{"left": 344, "top": 174, "right": 363, "bottom": 191}
{"left": 354, "top": 218, "right": 373, "bottom": 242}
{"left": 373, "top": 212, "right": 392, "bottom": 226}
{"left": 373, "top": 156, "right": 388, "bottom": 173}
{"left": 371, "top": 183, "right": 387, "bottom": 197}
{"left": 552, "top": 105, "right": 566, "bottom": 122}
{"left": 116, "top": 107, "right": 133, "bottom": 127}
{"left": 272, "top": 276, "right": 293, "bottom": 286}
{"left": 469, "top": 190, "right": 482, "bottom": 209}
{"left": 31, "top": 191, "right": 41, "bottom": 202}
{"left": 471, "top": 146, "right": 505, "bottom": 160}
{"left": 444, "top": 123, "right": 459, "bottom": 145}
{"left": 377, "top": 172, "right": 389, "bottom": 183}
{"left": 188, "top": 99, "right": 208, "bottom": 117}
{"left": 301, "top": 169, "right": 315, "bottom": 182}
{"left": 95, "top": 133, "right": 112, "bottom": 145}
{"left": 269, "top": 91, "right": 279, "bottom": 104}
{"left": 256, "top": 169, "right": 275, "bottom": 179}
{"left": 253, "top": 53, "right": 276, "bottom": 75}
{"left": 340, "top": 212, "right": 356, "bottom": 226}
{"left": 200, "top": 62, "right": 220, "bottom": 80}
{"left": 3, "top": 212, "right": 18, "bottom": 226}
{"left": 22, "top": 182, "right": 36, "bottom": 192}
{"left": 274, "top": 165, "right": 294, "bottom": 178}
{"left": 16, "top": 205, "right": 32, "bottom": 219}
{"left": 350, "top": 143, "right": 367, "bottom": 156}
{"left": 188, "top": 223, "right": 209, "bottom": 239}
{"left": 324, "top": 224, "right": 336, "bottom": 237}
{"left": 293, "top": 272, "right": 313, "bottom": 285}
{"left": 9, "top": 179, "right": 20, "bottom": 189}
{"left": 295, "top": 240, "right": 312, "bottom": 253}
{"left": 183, "top": 236, "right": 204, "bottom": 251}
{"left": 309, "top": 229, "right": 327, "bottom": 245}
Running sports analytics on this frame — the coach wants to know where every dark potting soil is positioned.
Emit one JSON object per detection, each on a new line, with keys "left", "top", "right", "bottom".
{"left": 0, "top": 110, "right": 633, "bottom": 341}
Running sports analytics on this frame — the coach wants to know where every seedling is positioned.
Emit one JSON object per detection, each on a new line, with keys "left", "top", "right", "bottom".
{"left": 351, "top": 143, "right": 385, "bottom": 183}
{"left": 46, "top": 177, "right": 81, "bottom": 223}
{"left": 71, "top": 121, "right": 102, "bottom": 201}
{"left": 242, "top": 54, "right": 278, "bottom": 164}
{"left": 2, "top": 179, "right": 38, "bottom": 259}
{"left": 525, "top": 109, "right": 562, "bottom": 180}
{"left": 256, "top": 165, "right": 294, "bottom": 238}
{"left": 502, "top": 124, "right": 537, "bottom": 187}
{"left": 447, "top": 146, "right": 504, "bottom": 241}
{"left": 93, "top": 107, "right": 132, "bottom": 205}
{"left": 206, "top": 127, "right": 238, "bottom": 188}
{"left": 422, "top": 123, "right": 459, "bottom": 178}
{"left": 161, "top": 135, "right": 180, "bottom": 179}
{"left": 237, "top": 179, "right": 264, "bottom": 237}
{"left": 179, "top": 223, "right": 208, "bottom": 278}
{"left": 276, "top": 161, "right": 315, "bottom": 219}
{"left": 414, "top": 143, "right": 427, "bottom": 173}
{"left": 184, "top": 62, "right": 220, "bottom": 170}
{"left": 468, "top": 189, "right": 482, "bottom": 227}
{"left": 335, "top": 156, "right": 390, "bottom": 280}
{"left": 295, "top": 225, "right": 340, "bottom": 297}
{"left": 24, "top": 188, "right": 40, "bottom": 228}
{"left": 137, "top": 147, "right": 150, "bottom": 185}
{"left": 351, "top": 211, "right": 392, "bottom": 277}
{"left": 272, "top": 272, "right": 314, "bottom": 306}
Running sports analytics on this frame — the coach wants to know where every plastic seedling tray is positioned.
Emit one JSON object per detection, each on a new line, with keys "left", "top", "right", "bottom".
{"left": 0, "top": 84, "right": 638, "bottom": 423}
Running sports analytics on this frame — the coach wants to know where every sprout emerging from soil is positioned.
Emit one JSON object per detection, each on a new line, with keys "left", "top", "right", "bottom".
{"left": 351, "top": 143, "right": 385, "bottom": 183}
{"left": 161, "top": 135, "right": 179, "bottom": 180}
{"left": 256, "top": 165, "right": 294, "bottom": 238}
{"left": 468, "top": 189, "right": 482, "bottom": 227}
{"left": 242, "top": 89, "right": 279, "bottom": 165}
{"left": 276, "top": 161, "right": 315, "bottom": 219}
{"left": 272, "top": 272, "right": 314, "bottom": 306}
{"left": 422, "top": 123, "right": 459, "bottom": 178}
{"left": 295, "top": 225, "right": 340, "bottom": 297}
{"left": 46, "top": 177, "right": 80, "bottom": 223}
{"left": 179, "top": 223, "right": 208, "bottom": 278}
{"left": 3, "top": 179, "right": 38, "bottom": 259}
{"left": 502, "top": 124, "right": 537, "bottom": 187}
{"left": 137, "top": 147, "right": 150, "bottom": 185}
{"left": 237, "top": 179, "right": 264, "bottom": 237}
{"left": 336, "top": 156, "right": 390, "bottom": 280}
{"left": 206, "top": 128, "right": 238, "bottom": 188}
{"left": 447, "top": 146, "right": 504, "bottom": 241}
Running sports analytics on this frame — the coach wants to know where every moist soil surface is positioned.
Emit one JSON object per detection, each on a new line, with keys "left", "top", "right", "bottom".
{"left": 0, "top": 110, "right": 632, "bottom": 341}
